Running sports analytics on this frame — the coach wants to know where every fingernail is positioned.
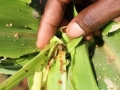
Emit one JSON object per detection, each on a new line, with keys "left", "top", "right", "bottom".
{"left": 36, "top": 38, "right": 46, "bottom": 50}
{"left": 67, "top": 22, "right": 85, "bottom": 38}
{"left": 36, "top": 40, "right": 43, "bottom": 50}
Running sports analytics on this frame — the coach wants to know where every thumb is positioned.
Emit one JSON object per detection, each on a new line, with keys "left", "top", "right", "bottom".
{"left": 66, "top": 0, "right": 120, "bottom": 38}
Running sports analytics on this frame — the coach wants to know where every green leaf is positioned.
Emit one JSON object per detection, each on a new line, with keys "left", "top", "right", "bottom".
{"left": 71, "top": 43, "right": 99, "bottom": 90}
{"left": 0, "top": 43, "right": 57, "bottom": 90}
{"left": 67, "top": 37, "right": 83, "bottom": 52}
{"left": 0, "top": 0, "right": 40, "bottom": 58}
{"left": 19, "top": 0, "right": 31, "bottom": 3}
{"left": 73, "top": 5, "right": 78, "bottom": 17}
{"left": 0, "top": 0, "right": 40, "bottom": 29}
{"left": 0, "top": 66, "right": 21, "bottom": 75}
{"left": 0, "top": 52, "right": 38, "bottom": 75}
{"left": 92, "top": 31, "right": 120, "bottom": 90}
{"left": 102, "top": 21, "right": 120, "bottom": 36}
{"left": 12, "top": 54, "right": 37, "bottom": 66}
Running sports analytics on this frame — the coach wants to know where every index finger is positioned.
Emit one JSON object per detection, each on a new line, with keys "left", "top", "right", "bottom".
{"left": 36, "top": 0, "right": 71, "bottom": 49}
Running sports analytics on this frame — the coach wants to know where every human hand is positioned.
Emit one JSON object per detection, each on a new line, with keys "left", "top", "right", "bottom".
{"left": 36, "top": 0, "right": 120, "bottom": 49}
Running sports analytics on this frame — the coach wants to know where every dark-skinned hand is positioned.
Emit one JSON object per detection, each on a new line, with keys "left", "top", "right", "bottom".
{"left": 36, "top": 0, "right": 120, "bottom": 49}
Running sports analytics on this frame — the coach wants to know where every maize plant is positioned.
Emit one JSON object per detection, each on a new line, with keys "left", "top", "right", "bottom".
{"left": 0, "top": 0, "right": 120, "bottom": 90}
